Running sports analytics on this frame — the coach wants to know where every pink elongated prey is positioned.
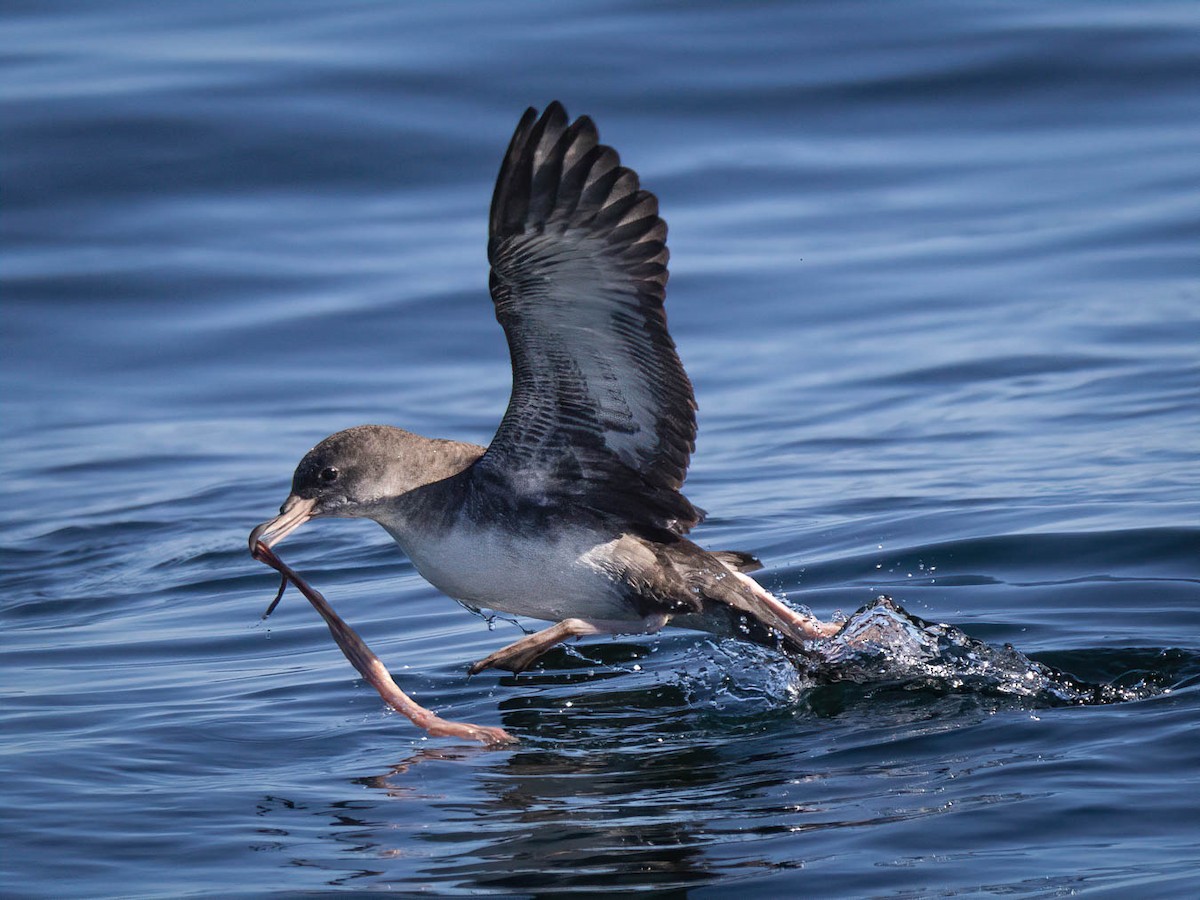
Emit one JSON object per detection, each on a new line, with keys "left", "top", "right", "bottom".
{"left": 250, "top": 540, "right": 517, "bottom": 746}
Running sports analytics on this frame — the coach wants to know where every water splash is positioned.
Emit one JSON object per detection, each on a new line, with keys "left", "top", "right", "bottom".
{"left": 803, "top": 596, "right": 1156, "bottom": 706}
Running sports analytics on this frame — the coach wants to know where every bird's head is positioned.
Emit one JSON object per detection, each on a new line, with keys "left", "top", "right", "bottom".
{"left": 248, "top": 424, "right": 430, "bottom": 551}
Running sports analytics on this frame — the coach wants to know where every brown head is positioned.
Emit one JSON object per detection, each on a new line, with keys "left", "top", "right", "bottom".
{"left": 248, "top": 424, "right": 482, "bottom": 551}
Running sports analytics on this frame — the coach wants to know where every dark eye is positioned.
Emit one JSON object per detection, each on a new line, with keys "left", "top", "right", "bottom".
{"left": 319, "top": 466, "right": 339, "bottom": 483}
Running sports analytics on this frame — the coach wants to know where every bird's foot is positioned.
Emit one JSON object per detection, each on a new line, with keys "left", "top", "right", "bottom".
{"left": 468, "top": 644, "right": 545, "bottom": 676}
{"left": 813, "top": 619, "right": 844, "bottom": 638}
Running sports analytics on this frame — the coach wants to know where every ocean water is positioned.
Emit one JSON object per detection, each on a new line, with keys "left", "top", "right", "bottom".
{"left": 3, "top": 1, "right": 1198, "bottom": 896}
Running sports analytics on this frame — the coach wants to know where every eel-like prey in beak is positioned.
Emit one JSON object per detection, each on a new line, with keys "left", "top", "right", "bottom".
{"left": 249, "top": 539, "right": 517, "bottom": 746}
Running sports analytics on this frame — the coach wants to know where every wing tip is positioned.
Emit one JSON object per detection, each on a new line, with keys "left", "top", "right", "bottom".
{"left": 490, "top": 104, "right": 667, "bottom": 256}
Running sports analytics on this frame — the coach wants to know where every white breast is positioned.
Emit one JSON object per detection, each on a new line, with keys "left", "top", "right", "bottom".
{"left": 381, "top": 522, "right": 637, "bottom": 624}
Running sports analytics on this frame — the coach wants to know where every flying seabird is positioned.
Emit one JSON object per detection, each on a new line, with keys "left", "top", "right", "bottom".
{"left": 250, "top": 102, "right": 839, "bottom": 737}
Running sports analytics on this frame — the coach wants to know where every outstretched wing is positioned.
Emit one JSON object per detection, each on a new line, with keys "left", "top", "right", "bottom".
{"left": 474, "top": 102, "right": 702, "bottom": 535}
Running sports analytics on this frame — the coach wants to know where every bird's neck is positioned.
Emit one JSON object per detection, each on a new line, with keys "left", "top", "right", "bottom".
{"left": 365, "top": 436, "right": 484, "bottom": 540}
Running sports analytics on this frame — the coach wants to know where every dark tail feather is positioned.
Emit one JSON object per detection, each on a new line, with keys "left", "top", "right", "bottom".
{"left": 711, "top": 550, "right": 763, "bottom": 573}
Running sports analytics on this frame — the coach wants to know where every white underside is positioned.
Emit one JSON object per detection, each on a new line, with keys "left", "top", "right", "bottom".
{"left": 380, "top": 520, "right": 637, "bottom": 624}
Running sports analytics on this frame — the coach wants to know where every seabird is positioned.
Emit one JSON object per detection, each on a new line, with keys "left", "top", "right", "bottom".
{"left": 250, "top": 102, "right": 839, "bottom": 736}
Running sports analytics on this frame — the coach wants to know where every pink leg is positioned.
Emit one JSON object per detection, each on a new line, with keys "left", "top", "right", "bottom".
{"left": 729, "top": 571, "right": 842, "bottom": 640}
{"left": 468, "top": 615, "right": 669, "bottom": 675}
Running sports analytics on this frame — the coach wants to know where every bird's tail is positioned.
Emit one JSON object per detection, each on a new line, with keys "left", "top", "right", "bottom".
{"left": 656, "top": 540, "right": 833, "bottom": 657}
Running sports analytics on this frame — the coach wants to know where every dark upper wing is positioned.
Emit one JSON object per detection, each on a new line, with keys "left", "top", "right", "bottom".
{"left": 474, "top": 102, "right": 702, "bottom": 535}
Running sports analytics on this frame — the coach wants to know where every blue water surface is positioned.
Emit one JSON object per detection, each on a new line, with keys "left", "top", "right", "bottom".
{"left": 3, "top": 1, "right": 1199, "bottom": 896}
